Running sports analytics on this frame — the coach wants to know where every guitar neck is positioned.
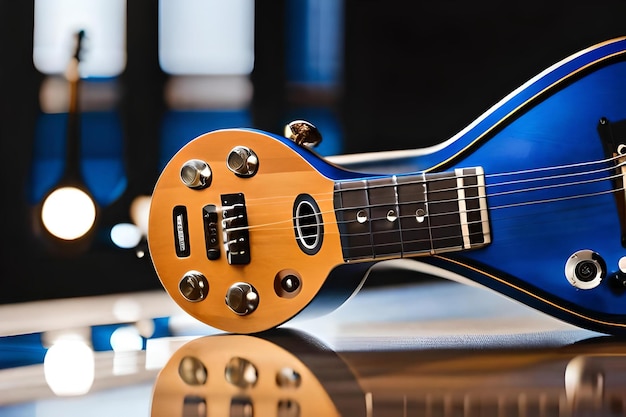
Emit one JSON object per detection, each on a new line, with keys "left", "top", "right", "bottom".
{"left": 333, "top": 167, "right": 491, "bottom": 261}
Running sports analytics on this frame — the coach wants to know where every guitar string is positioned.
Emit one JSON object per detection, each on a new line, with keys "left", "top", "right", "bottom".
{"left": 332, "top": 170, "right": 624, "bottom": 214}
{"left": 280, "top": 190, "right": 618, "bottom": 253}
{"left": 229, "top": 153, "right": 624, "bottom": 212}
{"left": 227, "top": 185, "right": 621, "bottom": 248}
{"left": 332, "top": 192, "right": 618, "bottom": 253}
{"left": 220, "top": 153, "right": 625, "bottom": 243}
{"left": 330, "top": 157, "right": 624, "bottom": 196}
{"left": 233, "top": 186, "right": 620, "bottom": 249}
{"left": 233, "top": 156, "right": 621, "bottom": 227}
{"left": 236, "top": 175, "right": 621, "bottom": 231}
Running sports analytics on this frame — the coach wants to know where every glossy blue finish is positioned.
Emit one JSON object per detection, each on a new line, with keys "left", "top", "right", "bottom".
{"left": 255, "top": 37, "right": 626, "bottom": 334}
{"left": 440, "top": 56, "right": 626, "bottom": 333}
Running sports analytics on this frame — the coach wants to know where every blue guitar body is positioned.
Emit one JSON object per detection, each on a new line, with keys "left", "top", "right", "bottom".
{"left": 149, "top": 37, "right": 626, "bottom": 334}
{"left": 315, "top": 37, "right": 626, "bottom": 335}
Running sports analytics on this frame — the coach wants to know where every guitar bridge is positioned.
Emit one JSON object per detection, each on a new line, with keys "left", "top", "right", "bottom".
{"left": 598, "top": 117, "right": 626, "bottom": 247}
{"left": 221, "top": 193, "right": 251, "bottom": 265}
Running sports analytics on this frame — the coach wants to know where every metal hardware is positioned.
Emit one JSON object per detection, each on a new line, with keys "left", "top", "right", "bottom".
{"left": 179, "top": 271, "right": 209, "bottom": 302}
{"left": 284, "top": 120, "right": 322, "bottom": 147}
{"left": 227, "top": 146, "right": 258, "bottom": 177}
{"left": 225, "top": 282, "right": 259, "bottom": 315}
{"left": 564, "top": 250, "right": 606, "bottom": 290}
{"left": 180, "top": 159, "right": 212, "bottom": 189}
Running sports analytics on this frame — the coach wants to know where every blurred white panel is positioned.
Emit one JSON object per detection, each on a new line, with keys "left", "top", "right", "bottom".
{"left": 33, "top": 0, "right": 126, "bottom": 78}
{"left": 159, "top": 0, "right": 255, "bottom": 75}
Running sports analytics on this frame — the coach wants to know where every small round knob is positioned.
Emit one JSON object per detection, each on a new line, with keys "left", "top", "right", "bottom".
{"left": 227, "top": 146, "right": 258, "bottom": 177}
{"left": 225, "top": 282, "right": 259, "bottom": 315}
{"left": 225, "top": 357, "right": 258, "bottom": 388}
{"left": 564, "top": 250, "right": 605, "bottom": 290}
{"left": 284, "top": 120, "right": 322, "bottom": 147}
{"left": 178, "top": 356, "right": 208, "bottom": 386}
{"left": 180, "top": 159, "right": 212, "bottom": 189}
{"left": 179, "top": 271, "right": 209, "bottom": 302}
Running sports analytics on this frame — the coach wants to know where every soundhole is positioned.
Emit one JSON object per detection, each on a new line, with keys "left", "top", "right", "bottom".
{"left": 293, "top": 194, "right": 323, "bottom": 255}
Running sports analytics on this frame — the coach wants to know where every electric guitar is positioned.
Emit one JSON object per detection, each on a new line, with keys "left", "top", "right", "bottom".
{"left": 148, "top": 37, "right": 626, "bottom": 335}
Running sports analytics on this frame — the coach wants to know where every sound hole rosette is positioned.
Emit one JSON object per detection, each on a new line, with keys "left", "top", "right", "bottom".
{"left": 292, "top": 194, "right": 323, "bottom": 255}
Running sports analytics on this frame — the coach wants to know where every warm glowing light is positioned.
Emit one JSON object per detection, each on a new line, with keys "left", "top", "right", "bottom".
{"left": 43, "top": 339, "right": 95, "bottom": 396}
{"left": 41, "top": 186, "right": 96, "bottom": 240}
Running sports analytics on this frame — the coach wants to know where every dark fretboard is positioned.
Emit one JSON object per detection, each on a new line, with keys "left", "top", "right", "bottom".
{"left": 333, "top": 167, "right": 491, "bottom": 261}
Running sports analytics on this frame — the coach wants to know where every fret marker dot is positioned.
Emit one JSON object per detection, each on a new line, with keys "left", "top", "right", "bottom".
{"left": 356, "top": 210, "right": 368, "bottom": 224}
{"left": 386, "top": 210, "right": 397, "bottom": 222}
{"left": 415, "top": 208, "right": 426, "bottom": 223}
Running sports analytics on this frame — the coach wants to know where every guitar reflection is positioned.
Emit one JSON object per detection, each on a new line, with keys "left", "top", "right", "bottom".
{"left": 150, "top": 330, "right": 626, "bottom": 417}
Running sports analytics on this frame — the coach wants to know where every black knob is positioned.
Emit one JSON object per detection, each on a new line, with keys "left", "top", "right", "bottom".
{"left": 575, "top": 260, "right": 598, "bottom": 282}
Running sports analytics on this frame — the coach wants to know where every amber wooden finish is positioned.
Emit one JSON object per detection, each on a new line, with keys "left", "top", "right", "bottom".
{"left": 148, "top": 129, "right": 344, "bottom": 333}
{"left": 151, "top": 335, "right": 341, "bottom": 417}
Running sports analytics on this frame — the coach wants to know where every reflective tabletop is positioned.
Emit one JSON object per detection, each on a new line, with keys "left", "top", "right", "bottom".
{"left": 1, "top": 271, "right": 625, "bottom": 417}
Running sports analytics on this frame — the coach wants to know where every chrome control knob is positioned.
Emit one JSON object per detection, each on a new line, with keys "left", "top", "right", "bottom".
{"left": 179, "top": 271, "right": 209, "bottom": 302}
{"left": 564, "top": 250, "right": 605, "bottom": 290}
{"left": 227, "top": 146, "right": 258, "bottom": 177}
{"left": 180, "top": 159, "right": 212, "bottom": 189}
{"left": 284, "top": 120, "right": 322, "bottom": 147}
{"left": 225, "top": 282, "right": 259, "bottom": 315}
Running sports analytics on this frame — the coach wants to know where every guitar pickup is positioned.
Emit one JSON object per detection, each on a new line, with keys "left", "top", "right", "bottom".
{"left": 221, "top": 193, "right": 250, "bottom": 265}
{"left": 202, "top": 205, "right": 221, "bottom": 260}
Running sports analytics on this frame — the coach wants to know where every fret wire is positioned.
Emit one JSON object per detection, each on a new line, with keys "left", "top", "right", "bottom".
{"left": 456, "top": 168, "right": 471, "bottom": 249}
{"left": 365, "top": 178, "right": 374, "bottom": 256}
{"left": 392, "top": 174, "right": 404, "bottom": 255}
{"left": 422, "top": 170, "right": 434, "bottom": 255}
